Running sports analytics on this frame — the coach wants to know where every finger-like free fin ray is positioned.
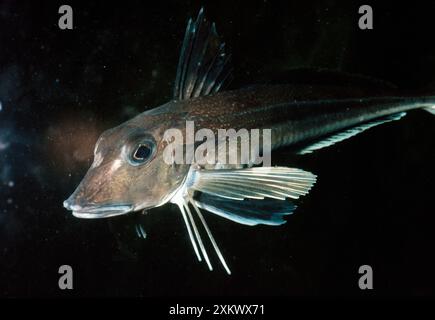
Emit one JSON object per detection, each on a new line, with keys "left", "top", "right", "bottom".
{"left": 183, "top": 201, "right": 213, "bottom": 271}
{"left": 135, "top": 224, "right": 147, "bottom": 239}
{"left": 177, "top": 203, "right": 202, "bottom": 262}
{"left": 190, "top": 199, "right": 231, "bottom": 275}
{"left": 172, "top": 190, "right": 231, "bottom": 274}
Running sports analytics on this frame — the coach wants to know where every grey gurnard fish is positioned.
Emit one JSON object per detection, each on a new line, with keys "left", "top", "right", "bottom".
{"left": 63, "top": 8, "right": 435, "bottom": 274}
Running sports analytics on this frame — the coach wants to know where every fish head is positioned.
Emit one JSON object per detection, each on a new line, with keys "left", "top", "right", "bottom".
{"left": 63, "top": 109, "right": 190, "bottom": 218}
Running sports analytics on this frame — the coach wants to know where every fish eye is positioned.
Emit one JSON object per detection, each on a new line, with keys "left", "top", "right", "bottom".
{"left": 129, "top": 140, "right": 156, "bottom": 165}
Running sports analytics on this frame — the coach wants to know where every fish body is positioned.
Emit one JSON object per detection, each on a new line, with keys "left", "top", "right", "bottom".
{"left": 148, "top": 84, "right": 434, "bottom": 151}
{"left": 63, "top": 8, "right": 435, "bottom": 274}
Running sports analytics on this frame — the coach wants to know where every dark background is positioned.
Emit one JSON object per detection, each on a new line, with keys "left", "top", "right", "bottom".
{"left": 0, "top": 0, "right": 434, "bottom": 297}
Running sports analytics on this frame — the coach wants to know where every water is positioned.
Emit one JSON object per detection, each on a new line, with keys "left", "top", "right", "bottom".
{"left": 0, "top": 1, "right": 434, "bottom": 297}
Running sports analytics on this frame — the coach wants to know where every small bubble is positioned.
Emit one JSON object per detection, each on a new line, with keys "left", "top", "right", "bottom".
{"left": 8, "top": 181, "right": 14, "bottom": 187}
{"left": 6, "top": 198, "right": 13, "bottom": 204}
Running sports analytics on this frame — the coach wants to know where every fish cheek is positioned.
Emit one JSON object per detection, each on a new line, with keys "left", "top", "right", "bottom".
{"left": 119, "top": 164, "right": 159, "bottom": 208}
{"left": 96, "top": 167, "right": 131, "bottom": 205}
{"left": 128, "top": 159, "right": 174, "bottom": 207}
{"left": 107, "top": 169, "right": 135, "bottom": 204}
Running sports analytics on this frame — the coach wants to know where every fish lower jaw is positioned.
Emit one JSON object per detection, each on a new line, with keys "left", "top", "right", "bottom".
{"left": 72, "top": 210, "right": 129, "bottom": 219}
{"left": 70, "top": 204, "right": 134, "bottom": 219}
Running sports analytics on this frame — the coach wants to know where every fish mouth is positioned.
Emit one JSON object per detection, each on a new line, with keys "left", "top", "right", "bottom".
{"left": 63, "top": 201, "right": 134, "bottom": 219}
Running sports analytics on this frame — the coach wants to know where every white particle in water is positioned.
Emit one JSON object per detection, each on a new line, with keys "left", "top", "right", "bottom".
{"left": 0, "top": 140, "right": 9, "bottom": 151}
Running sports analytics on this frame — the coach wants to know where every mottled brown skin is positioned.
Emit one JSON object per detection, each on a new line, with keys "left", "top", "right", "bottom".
{"left": 65, "top": 110, "right": 191, "bottom": 214}
{"left": 168, "top": 84, "right": 429, "bottom": 148}
{"left": 64, "top": 83, "right": 434, "bottom": 216}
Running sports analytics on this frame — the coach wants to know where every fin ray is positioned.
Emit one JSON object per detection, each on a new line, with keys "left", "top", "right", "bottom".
{"left": 190, "top": 199, "right": 231, "bottom": 275}
{"left": 177, "top": 203, "right": 202, "bottom": 261}
{"left": 424, "top": 106, "right": 435, "bottom": 115}
{"left": 190, "top": 167, "right": 317, "bottom": 201}
{"left": 183, "top": 201, "right": 213, "bottom": 271}
{"left": 193, "top": 195, "right": 297, "bottom": 226}
{"left": 298, "top": 112, "right": 407, "bottom": 154}
{"left": 173, "top": 7, "right": 232, "bottom": 100}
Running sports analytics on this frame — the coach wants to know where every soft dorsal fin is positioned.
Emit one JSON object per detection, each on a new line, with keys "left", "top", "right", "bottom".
{"left": 298, "top": 112, "right": 407, "bottom": 155}
{"left": 173, "top": 7, "right": 232, "bottom": 100}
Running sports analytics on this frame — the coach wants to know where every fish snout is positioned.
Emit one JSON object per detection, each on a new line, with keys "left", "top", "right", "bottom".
{"left": 63, "top": 198, "right": 73, "bottom": 211}
{"left": 63, "top": 187, "right": 90, "bottom": 211}
{"left": 63, "top": 195, "right": 82, "bottom": 212}
{"left": 63, "top": 159, "right": 135, "bottom": 218}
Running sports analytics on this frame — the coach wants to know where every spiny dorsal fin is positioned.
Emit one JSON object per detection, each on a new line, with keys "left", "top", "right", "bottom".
{"left": 173, "top": 7, "right": 232, "bottom": 100}
{"left": 298, "top": 112, "right": 407, "bottom": 155}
